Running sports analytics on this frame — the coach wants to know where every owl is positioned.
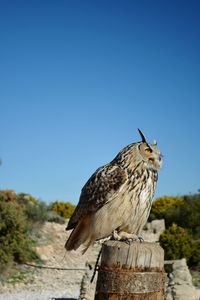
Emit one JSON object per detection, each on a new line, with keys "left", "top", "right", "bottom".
{"left": 65, "top": 129, "right": 162, "bottom": 253}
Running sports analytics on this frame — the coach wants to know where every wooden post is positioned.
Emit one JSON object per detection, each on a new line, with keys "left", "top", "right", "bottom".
{"left": 95, "top": 240, "right": 165, "bottom": 300}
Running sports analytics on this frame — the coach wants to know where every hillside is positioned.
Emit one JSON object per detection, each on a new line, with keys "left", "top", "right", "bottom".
{"left": 0, "top": 222, "right": 101, "bottom": 300}
{"left": 0, "top": 220, "right": 199, "bottom": 300}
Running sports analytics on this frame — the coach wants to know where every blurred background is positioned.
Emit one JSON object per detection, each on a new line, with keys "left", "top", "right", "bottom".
{"left": 0, "top": 0, "right": 200, "bottom": 203}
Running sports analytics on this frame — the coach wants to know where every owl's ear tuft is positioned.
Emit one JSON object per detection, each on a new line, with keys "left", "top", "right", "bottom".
{"left": 153, "top": 139, "right": 157, "bottom": 146}
{"left": 138, "top": 129, "right": 147, "bottom": 143}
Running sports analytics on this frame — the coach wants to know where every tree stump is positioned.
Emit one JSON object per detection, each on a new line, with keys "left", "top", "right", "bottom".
{"left": 95, "top": 240, "right": 165, "bottom": 300}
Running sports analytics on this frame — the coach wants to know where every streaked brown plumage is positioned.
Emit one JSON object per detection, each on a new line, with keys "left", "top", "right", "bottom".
{"left": 65, "top": 129, "right": 162, "bottom": 253}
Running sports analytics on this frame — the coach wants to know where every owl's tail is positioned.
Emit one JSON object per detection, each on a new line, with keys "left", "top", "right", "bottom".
{"left": 65, "top": 216, "right": 93, "bottom": 254}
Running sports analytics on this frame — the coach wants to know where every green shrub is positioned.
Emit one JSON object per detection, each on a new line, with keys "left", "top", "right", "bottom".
{"left": 24, "top": 200, "right": 48, "bottom": 224}
{"left": 51, "top": 201, "right": 76, "bottom": 219}
{"left": 17, "top": 193, "right": 37, "bottom": 205}
{"left": 0, "top": 190, "right": 17, "bottom": 202}
{"left": 159, "top": 224, "right": 193, "bottom": 261}
{"left": 149, "top": 196, "right": 183, "bottom": 222}
{"left": 189, "top": 239, "right": 200, "bottom": 268}
{"left": 177, "top": 195, "right": 200, "bottom": 239}
{"left": 0, "top": 198, "right": 38, "bottom": 272}
{"left": 47, "top": 211, "right": 66, "bottom": 224}
{"left": 149, "top": 194, "right": 200, "bottom": 240}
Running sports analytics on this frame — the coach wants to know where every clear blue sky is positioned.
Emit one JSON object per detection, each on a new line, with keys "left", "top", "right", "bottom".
{"left": 1, "top": 1, "right": 200, "bottom": 203}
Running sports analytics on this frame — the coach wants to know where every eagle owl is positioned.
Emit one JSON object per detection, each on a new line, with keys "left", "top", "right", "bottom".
{"left": 65, "top": 129, "right": 162, "bottom": 253}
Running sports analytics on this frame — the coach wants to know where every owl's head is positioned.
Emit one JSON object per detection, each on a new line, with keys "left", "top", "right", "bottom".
{"left": 138, "top": 129, "right": 163, "bottom": 171}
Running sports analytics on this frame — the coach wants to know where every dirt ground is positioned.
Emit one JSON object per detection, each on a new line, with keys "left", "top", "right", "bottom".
{"left": 0, "top": 222, "right": 101, "bottom": 300}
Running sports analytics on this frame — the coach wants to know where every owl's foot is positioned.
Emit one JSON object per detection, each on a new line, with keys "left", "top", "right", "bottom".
{"left": 124, "top": 235, "right": 144, "bottom": 244}
{"left": 112, "top": 230, "right": 144, "bottom": 244}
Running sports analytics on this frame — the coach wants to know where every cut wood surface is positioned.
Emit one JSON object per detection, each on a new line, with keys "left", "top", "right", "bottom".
{"left": 95, "top": 240, "right": 165, "bottom": 300}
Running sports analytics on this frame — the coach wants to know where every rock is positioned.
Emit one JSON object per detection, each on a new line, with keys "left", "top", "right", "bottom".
{"left": 173, "top": 285, "right": 198, "bottom": 300}
{"left": 165, "top": 292, "right": 173, "bottom": 300}
{"left": 173, "top": 259, "right": 188, "bottom": 269}
{"left": 164, "top": 259, "right": 198, "bottom": 300}
{"left": 151, "top": 219, "right": 165, "bottom": 233}
{"left": 142, "top": 219, "right": 165, "bottom": 242}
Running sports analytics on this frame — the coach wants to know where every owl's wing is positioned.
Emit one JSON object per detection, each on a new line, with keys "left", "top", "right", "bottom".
{"left": 66, "top": 164, "right": 127, "bottom": 230}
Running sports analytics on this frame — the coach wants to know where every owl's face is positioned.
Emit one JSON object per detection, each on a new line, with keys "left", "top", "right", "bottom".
{"left": 138, "top": 142, "right": 163, "bottom": 171}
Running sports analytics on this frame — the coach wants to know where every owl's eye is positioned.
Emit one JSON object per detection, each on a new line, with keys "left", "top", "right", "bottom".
{"left": 145, "top": 148, "right": 152, "bottom": 154}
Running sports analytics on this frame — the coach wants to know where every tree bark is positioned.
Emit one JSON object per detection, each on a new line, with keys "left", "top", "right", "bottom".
{"left": 95, "top": 241, "right": 165, "bottom": 300}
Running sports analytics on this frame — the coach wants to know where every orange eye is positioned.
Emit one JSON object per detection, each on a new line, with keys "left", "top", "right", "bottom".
{"left": 145, "top": 148, "right": 152, "bottom": 154}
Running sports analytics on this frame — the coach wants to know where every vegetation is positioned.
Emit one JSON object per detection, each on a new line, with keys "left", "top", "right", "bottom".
{"left": 51, "top": 201, "right": 76, "bottom": 219}
{"left": 176, "top": 195, "right": 200, "bottom": 239}
{"left": 0, "top": 185, "right": 199, "bottom": 275}
{"left": 47, "top": 211, "right": 66, "bottom": 224}
{"left": 24, "top": 200, "right": 48, "bottom": 224}
{"left": 149, "top": 196, "right": 183, "bottom": 225}
{"left": 159, "top": 224, "right": 192, "bottom": 261}
{"left": 189, "top": 239, "right": 200, "bottom": 268}
{"left": 150, "top": 193, "right": 200, "bottom": 268}
{"left": 0, "top": 197, "right": 38, "bottom": 273}
{"left": 0, "top": 189, "right": 76, "bottom": 275}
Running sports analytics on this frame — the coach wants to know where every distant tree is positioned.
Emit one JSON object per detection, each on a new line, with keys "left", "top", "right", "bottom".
{"left": 149, "top": 196, "right": 183, "bottom": 222}
{"left": 17, "top": 193, "right": 37, "bottom": 205}
{"left": 47, "top": 211, "right": 66, "bottom": 224}
{"left": 159, "top": 224, "right": 192, "bottom": 261}
{"left": 51, "top": 201, "right": 76, "bottom": 219}
{"left": 0, "top": 190, "right": 17, "bottom": 202}
{"left": 24, "top": 200, "right": 48, "bottom": 224}
{"left": 177, "top": 194, "right": 200, "bottom": 239}
{"left": 149, "top": 194, "right": 200, "bottom": 240}
{"left": 0, "top": 196, "right": 38, "bottom": 271}
{"left": 189, "top": 239, "right": 200, "bottom": 268}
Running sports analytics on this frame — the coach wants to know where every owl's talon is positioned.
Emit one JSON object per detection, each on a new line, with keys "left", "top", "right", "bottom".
{"left": 111, "top": 230, "right": 121, "bottom": 241}
{"left": 111, "top": 230, "right": 144, "bottom": 244}
{"left": 138, "top": 236, "right": 144, "bottom": 243}
{"left": 125, "top": 236, "right": 144, "bottom": 244}
{"left": 125, "top": 238, "right": 135, "bottom": 245}
{"left": 113, "top": 231, "right": 145, "bottom": 244}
